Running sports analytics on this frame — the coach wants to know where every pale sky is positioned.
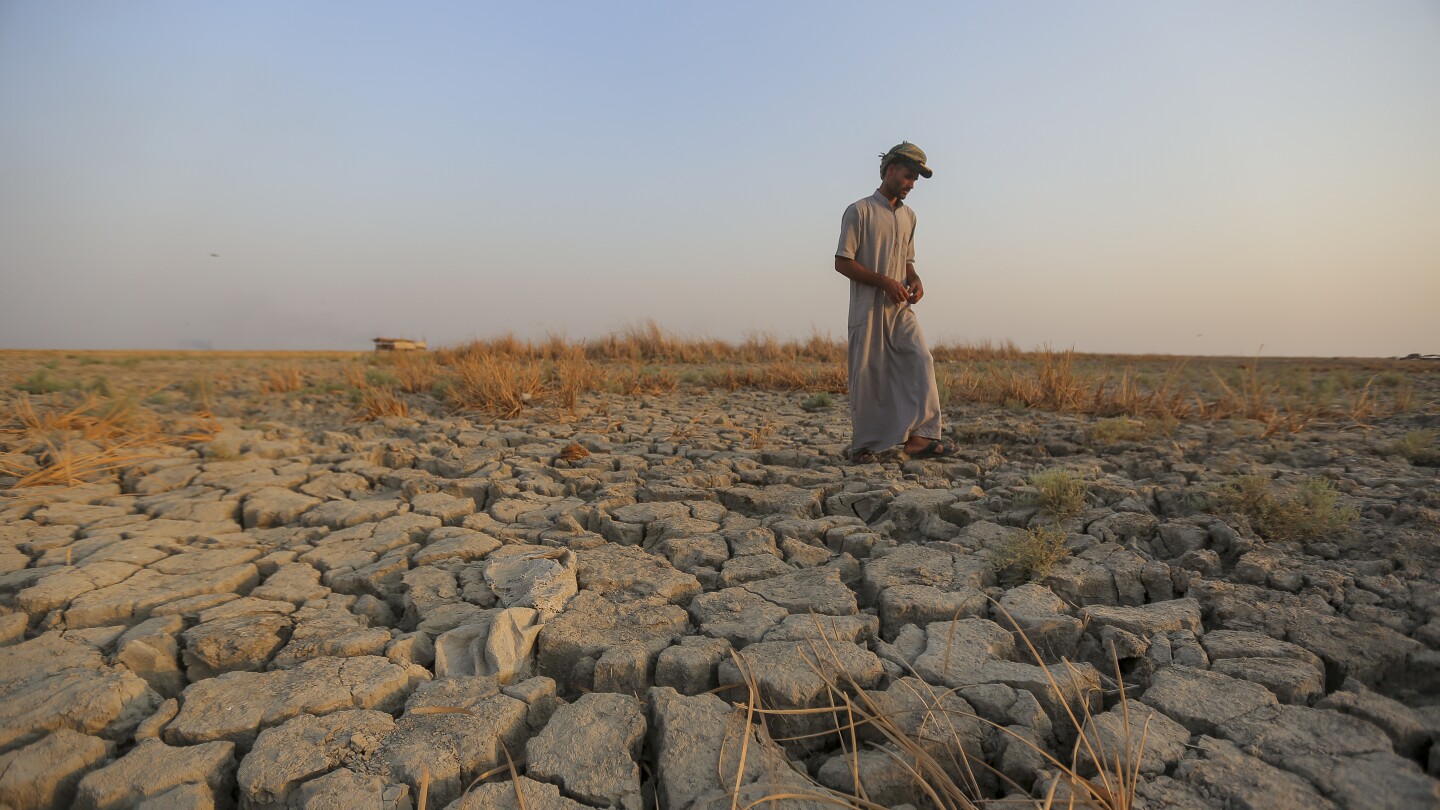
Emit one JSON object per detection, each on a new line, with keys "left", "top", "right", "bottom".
{"left": 2, "top": 1, "right": 1437, "bottom": 356}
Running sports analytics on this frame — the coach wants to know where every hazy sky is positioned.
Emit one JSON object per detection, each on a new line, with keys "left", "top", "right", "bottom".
{"left": 2, "top": 1, "right": 1437, "bottom": 356}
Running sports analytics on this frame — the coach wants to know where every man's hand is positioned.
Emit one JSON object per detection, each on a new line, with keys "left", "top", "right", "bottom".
{"left": 836, "top": 256, "right": 911, "bottom": 305}
{"left": 906, "top": 275, "right": 924, "bottom": 305}
{"left": 881, "top": 276, "right": 910, "bottom": 305}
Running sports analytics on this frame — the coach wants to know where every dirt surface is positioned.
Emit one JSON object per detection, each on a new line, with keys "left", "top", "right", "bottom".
{"left": 2, "top": 350, "right": 1438, "bottom": 808}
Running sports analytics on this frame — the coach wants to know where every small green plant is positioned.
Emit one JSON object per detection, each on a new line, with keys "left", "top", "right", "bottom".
{"left": 86, "top": 376, "right": 113, "bottom": 397}
{"left": 1213, "top": 475, "right": 1359, "bottom": 542}
{"left": 17, "top": 369, "right": 74, "bottom": 394}
{"left": 145, "top": 391, "right": 174, "bottom": 406}
{"left": 992, "top": 524, "right": 1070, "bottom": 582}
{"left": 800, "top": 391, "right": 834, "bottom": 411}
{"left": 77, "top": 356, "right": 103, "bottom": 366}
{"left": 1089, "top": 417, "right": 1148, "bottom": 444}
{"left": 1027, "top": 468, "right": 1088, "bottom": 519}
{"left": 365, "top": 369, "right": 398, "bottom": 388}
{"left": 1376, "top": 371, "right": 1406, "bottom": 388}
{"left": 1390, "top": 429, "right": 1439, "bottom": 466}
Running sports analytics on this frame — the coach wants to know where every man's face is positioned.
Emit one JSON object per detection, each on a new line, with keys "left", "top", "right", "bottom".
{"left": 882, "top": 163, "right": 920, "bottom": 201}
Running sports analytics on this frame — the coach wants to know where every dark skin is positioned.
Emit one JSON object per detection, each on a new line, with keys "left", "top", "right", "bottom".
{"left": 834, "top": 161, "right": 947, "bottom": 456}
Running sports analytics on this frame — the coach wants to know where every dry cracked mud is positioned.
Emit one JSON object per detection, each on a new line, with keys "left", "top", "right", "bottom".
{"left": 2, "top": 376, "right": 1439, "bottom": 809}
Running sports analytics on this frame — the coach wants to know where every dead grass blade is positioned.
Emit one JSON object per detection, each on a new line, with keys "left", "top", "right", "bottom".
{"left": 260, "top": 364, "right": 304, "bottom": 394}
{"left": 357, "top": 387, "right": 409, "bottom": 420}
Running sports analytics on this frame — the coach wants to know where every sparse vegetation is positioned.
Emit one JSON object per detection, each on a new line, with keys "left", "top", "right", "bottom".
{"left": 801, "top": 391, "right": 835, "bottom": 411}
{"left": 389, "top": 353, "right": 436, "bottom": 394}
{"left": 992, "top": 524, "right": 1071, "bottom": 582}
{"left": 1212, "top": 475, "right": 1360, "bottom": 543}
{"left": 364, "top": 369, "right": 398, "bottom": 389}
{"left": 358, "top": 387, "right": 409, "bottom": 420}
{"left": 17, "top": 369, "right": 74, "bottom": 394}
{"left": 0, "top": 393, "right": 215, "bottom": 487}
{"left": 1390, "top": 429, "right": 1439, "bottom": 466}
{"left": 1089, "top": 417, "right": 1149, "bottom": 444}
{"left": 1028, "top": 468, "right": 1089, "bottom": 520}
{"left": 260, "top": 365, "right": 304, "bottom": 394}
{"left": 720, "top": 612, "right": 1139, "bottom": 809}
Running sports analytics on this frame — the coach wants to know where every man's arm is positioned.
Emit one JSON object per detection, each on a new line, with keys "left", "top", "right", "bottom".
{"left": 835, "top": 256, "right": 910, "bottom": 305}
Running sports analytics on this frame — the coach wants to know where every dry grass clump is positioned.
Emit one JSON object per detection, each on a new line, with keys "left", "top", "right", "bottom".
{"left": 259, "top": 365, "right": 304, "bottom": 394}
{"left": 557, "top": 442, "right": 590, "bottom": 462}
{"left": 608, "top": 366, "right": 678, "bottom": 397}
{"left": 721, "top": 613, "right": 1144, "bottom": 809}
{"left": 260, "top": 365, "right": 304, "bottom": 394}
{"left": 357, "top": 388, "right": 409, "bottom": 420}
{"left": 0, "top": 393, "right": 215, "bottom": 488}
{"left": 390, "top": 353, "right": 437, "bottom": 394}
{"left": 698, "top": 362, "right": 848, "bottom": 393}
{"left": 1028, "top": 469, "right": 1089, "bottom": 520}
{"left": 447, "top": 354, "right": 546, "bottom": 418}
{"left": 992, "top": 525, "right": 1071, "bottom": 583}
{"left": 437, "top": 322, "right": 849, "bottom": 367}
{"left": 938, "top": 352, "right": 1197, "bottom": 422}
{"left": 1212, "top": 475, "right": 1359, "bottom": 543}
{"left": 342, "top": 363, "right": 370, "bottom": 390}
{"left": 938, "top": 351, "right": 1421, "bottom": 434}
{"left": 932, "top": 338, "right": 1025, "bottom": 363}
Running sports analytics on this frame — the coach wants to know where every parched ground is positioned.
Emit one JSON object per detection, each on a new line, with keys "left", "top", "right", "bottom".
{"left": 1, "top": 351, "right": 1439, "bottom": 809}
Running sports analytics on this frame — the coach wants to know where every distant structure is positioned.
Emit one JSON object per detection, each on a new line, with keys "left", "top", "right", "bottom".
{"left": 1400, "top": 353, "right": 1439, "bottom": 361}
{"left": 373, "top": 337, "right": 427, "bottom": 352}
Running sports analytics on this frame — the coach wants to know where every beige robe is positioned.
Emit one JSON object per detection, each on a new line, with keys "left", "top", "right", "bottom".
{"left": 836, "top": 191, "right": 943, "bottom": 453}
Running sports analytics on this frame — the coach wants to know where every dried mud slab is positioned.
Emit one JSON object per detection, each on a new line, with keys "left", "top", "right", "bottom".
{"left": 1, "top": 373, "right": 1439, "bottom": 808}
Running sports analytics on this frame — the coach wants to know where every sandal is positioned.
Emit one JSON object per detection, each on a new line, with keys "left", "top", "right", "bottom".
{"left": 849, "top": 449, "right": 878, "bottom": 464}
{"left": 906, "top": 438, "right": 956, "bottom": 459}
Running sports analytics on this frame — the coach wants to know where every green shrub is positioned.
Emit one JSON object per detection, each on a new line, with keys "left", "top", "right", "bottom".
{"left": 17, "top": 369, "right": 74, "bottom": 394}
{"left": 801, "top": 391, "right": 834, "bottom": 411}
{"left": 1027, "top": 468, "right": 1088, "bottom": 519}
{"left": 992, "top": 525, "right": 1069, "bottom": 582}
{"left": 1213, "top": 475, "right": 1358, "bottom": 542}
{"left": 365, "top": 369, "right": 398, "bottom": 388}
{"left": 1089, "top": 417, "right": 1148, "bottom": 444}
{"left": 1391, "top": 429, "right": 1439, "bottom": 466}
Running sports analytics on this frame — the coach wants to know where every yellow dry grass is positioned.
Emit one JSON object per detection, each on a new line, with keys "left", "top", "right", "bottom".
{"left": 718, "top": 609, "right": 1147, "bottom": 810}
{"left": 259, "top": 365, "right": 304, "bottom": 394}
{"left": 357, "top": 387, "right": 410, "bottom": 420}
{"left": 0, "top": 393, "right": 216, "bottom": 488}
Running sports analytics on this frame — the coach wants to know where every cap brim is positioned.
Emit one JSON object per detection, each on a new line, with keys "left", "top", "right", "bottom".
{"left": 917, "top": 164, "right": 933, "bottom": 178}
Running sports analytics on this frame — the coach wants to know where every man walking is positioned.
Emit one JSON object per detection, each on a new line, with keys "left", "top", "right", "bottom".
{"left": 834, "top": 142, "right": 952, "bottom": 463}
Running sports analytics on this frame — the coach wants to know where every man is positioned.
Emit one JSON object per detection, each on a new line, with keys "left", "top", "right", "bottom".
{"left": 834, "top": 141, "right": 952, "bottom": 463}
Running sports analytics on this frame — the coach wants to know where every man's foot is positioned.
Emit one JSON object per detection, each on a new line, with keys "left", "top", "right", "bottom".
{"left": 903, "top": 438, "right": 956, "bottom": 459}
{"left": 849, "top": 448, "right": 878, "bottom": 464}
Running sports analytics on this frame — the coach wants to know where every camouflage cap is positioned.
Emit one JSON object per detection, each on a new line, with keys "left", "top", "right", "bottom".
{"left": 880, "top": 141, "right": 933, "bottom": 178}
